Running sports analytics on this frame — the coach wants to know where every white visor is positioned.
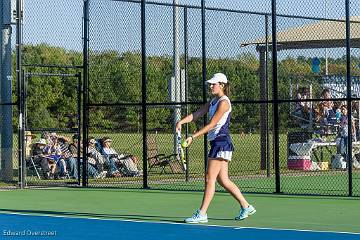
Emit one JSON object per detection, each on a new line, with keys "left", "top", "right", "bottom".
{"left": 206, "top": 73, "right": 228, "bottom": 84}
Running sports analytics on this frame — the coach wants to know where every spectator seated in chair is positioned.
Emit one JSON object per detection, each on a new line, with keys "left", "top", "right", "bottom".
{"left": 101, "top": 137, "right": 142, "bottom": 177}
{"left": 32, "top": 138, "right": 57, "bottom": 179}
{"left": 88, "top": 138, "right": 121, "bottom": 177}
{"left": 25, "top": 131, "right": 44, "bottom": 179}
{"left": 58, "top": 136, "right": 79, "bottom": 179}
{"left": 25, "top": 131, "right": 36, "bottom": 160}
{"left": 314, "top": 90, "right": 339, "bottom": 135}
{"left": 293, "top": 87, "right": 311, "bottom": 124}
{"left": 42, "top": 132, "right": 69, "bottom": 179}
{"left": 67, "top": 134, "right": 108, "bottom": 179}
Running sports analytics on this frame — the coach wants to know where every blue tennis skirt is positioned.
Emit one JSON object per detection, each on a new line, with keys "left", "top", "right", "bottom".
{"left": 208, "top": 135, "right": 234, "bottom": 161}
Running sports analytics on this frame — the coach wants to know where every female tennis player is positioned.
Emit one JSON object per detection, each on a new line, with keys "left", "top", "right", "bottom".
{"left": 176, "top": 73, "right": 256, "bottom": 223}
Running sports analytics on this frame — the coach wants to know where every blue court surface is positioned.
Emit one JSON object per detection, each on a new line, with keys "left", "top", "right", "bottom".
{"left": 1, "top": 213, "right": 359, "bottom": 240}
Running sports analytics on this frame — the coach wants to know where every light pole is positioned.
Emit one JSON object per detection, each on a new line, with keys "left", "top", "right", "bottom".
{"left": 173, "top": 0, "right": 181, "bottom": 154}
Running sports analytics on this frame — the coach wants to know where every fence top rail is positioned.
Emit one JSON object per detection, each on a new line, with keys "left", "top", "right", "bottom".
{"left": 26, "top": 128, "right": 79, "bottom": 133}
{"left": 25, "top": 72, "right": 80, "bottom": 77}
{"left": 109, "top": 0, "right": 359, "bottom": 23}
{"left": 23, "top": 64, "right": 83, "bottom": 69}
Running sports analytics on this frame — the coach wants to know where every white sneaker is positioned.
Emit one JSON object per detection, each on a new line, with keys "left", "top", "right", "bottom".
{"left": 95, "top": 171, "right": 107, "bottom": 179}
{"left": 235, "top": 205, "right": 256, "bottom": 220}
{"left": 184, "top": 210, "right": 208, "bottom": 223}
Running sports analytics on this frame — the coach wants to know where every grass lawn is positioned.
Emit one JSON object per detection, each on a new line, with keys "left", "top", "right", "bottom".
{"left": 1, "top": 133, "right": 359, "bottom": 196}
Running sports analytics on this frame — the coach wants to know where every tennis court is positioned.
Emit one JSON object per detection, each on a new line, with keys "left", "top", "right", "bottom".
{"left": 1, "top": 0, "right": 360, "bottom": 239}
{"left": 0, "top": 188, "right": 359, "bottom": 239}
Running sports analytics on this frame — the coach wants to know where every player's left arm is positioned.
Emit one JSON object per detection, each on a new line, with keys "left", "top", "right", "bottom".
{"left": 191, "top": 100, "right": 230, "bottom": 140}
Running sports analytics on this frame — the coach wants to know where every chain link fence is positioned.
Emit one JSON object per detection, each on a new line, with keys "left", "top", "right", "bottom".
{"left": 1, "top": 0, "right": 359, "bottom": 196}
{"left": 8, "top": 0, "right": 83, "bottom": 187}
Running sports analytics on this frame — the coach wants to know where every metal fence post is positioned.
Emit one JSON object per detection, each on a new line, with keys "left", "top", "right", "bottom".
{"left": 77, "top": 73, "right": 82, "bottom": 186}
{"left": 201, "top": 0, "right": 208, "bottom": 174}
{"left": 260, "top": 14, "right": 270, "bottom": 174}
{"left": 184, "top": 7, "right": 189, "bottom": 182}
{"left": 82, "top": 0, "right": 90, "bottom": 187}
{"left": 345, "top": 0, "right": 352, "bottom": 197}
{"left": 265, "top": 15, "right": 271, "bottom": 178}
{"left": 271, "top": 0, "right": 281, "bottom": 194}
{"left": 141, "top": 0, "right": 148, "bottom": 189}
{"left": 15, "top": 0, "right": 25, "bottom": 188}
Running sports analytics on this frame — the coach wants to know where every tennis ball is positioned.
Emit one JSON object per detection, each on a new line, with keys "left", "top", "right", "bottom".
{"left": 181, "top": 139, "right": 188, "bottom": 148}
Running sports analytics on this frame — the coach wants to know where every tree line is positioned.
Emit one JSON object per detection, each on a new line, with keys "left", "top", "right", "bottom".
{"left": 13, "top": 43, "right": 360, "bottom": 133}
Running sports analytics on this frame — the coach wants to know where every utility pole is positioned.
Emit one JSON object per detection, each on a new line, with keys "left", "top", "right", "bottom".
{"left": 0, "top": 0, "right": 16, "bottom": 182}
{"left": 173, "top": 0, "right": 181, "bottom": 153}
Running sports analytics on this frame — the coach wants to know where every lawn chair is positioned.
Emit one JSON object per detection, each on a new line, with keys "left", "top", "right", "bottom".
{"left": 146, "top": 135, "right": 185, "bottom": 174}
{"left": 26, "top": 157, "right": 42, "bottom": 179}
{"left": 94, "top": 137, "right": 141, "bottom": 177}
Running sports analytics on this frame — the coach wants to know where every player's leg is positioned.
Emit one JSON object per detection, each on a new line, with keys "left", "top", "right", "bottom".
{"left": 199, "top": 158, "right": 223, "bottom": 214}
{"left": 217, "top": 161, "right": 256, "bottom": 220}
{"left": 216, "top": 160, "right": 249, "bottom": 208}
{"left": 184, "top": 158, "right": 222, "bottom": 223}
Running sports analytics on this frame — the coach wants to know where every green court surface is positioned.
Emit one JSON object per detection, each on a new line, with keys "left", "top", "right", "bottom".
{"left": 0, "top": 188, "right": 359, "bottom": 233}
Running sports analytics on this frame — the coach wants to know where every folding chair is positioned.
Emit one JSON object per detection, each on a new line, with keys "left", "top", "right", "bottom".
{"left": 146, "top": 135, "right": 184, "bottom": 174}
{"left": 26, "top": 157, "right": 42, "bottom": 179}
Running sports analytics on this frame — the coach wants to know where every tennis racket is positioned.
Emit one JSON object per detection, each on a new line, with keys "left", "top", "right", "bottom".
{"left": 176, "top": 131, "right": 187, "bottom": 171}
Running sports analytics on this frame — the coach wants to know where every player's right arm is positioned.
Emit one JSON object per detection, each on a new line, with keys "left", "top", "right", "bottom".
{"left": 176, "top": 102, "right": 210, "bottom": 132}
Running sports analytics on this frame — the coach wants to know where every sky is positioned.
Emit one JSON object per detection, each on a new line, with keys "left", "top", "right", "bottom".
{"left": 18, "top": 0, "right": 360, "bottom": 59}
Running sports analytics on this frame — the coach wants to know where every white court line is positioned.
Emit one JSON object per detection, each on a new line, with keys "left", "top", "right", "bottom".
{"left": 0, "top": 211, "right": 359, "bottom": 236}
{"left": 233, "top": 226, "right": 360, "bottom": 236}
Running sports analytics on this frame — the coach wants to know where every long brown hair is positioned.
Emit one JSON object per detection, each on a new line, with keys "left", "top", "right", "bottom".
{"left": 221, "top": 82, "right": 230, "bottom": 96}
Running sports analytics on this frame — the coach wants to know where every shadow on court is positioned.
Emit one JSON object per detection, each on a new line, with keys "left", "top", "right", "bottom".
{"left": 0, "top": 208, "right": 233, "bottom": 224}
{"left": 0, "top": 208, "right": 235, "bottom": 224}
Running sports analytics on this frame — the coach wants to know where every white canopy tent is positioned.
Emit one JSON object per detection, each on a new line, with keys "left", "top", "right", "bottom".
{"left": 242, "top": 16, "right": 360, "bottom": 50}
{"left": 242, "top": 17, "right": 360, "bottom": 170}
